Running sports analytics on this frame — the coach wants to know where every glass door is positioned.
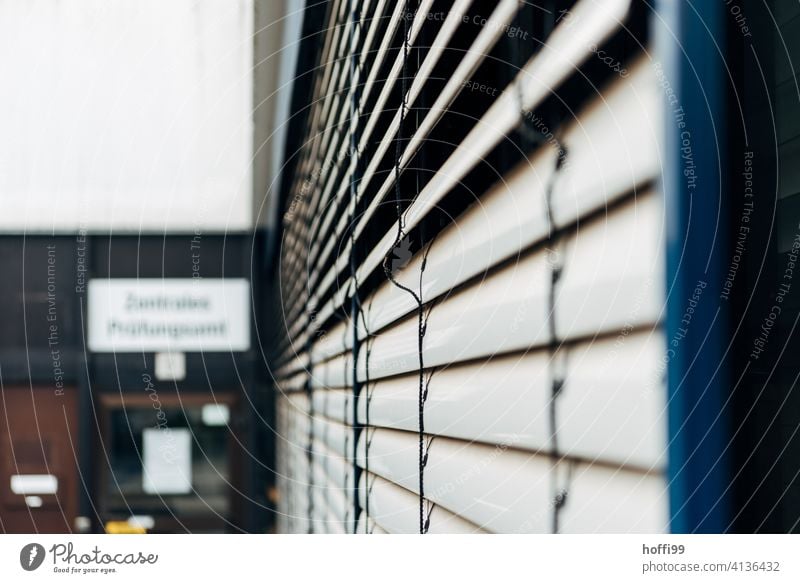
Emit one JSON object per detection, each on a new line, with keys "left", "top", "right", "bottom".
{"left": 98, "top": 393, "right": 240, "bottom": 533}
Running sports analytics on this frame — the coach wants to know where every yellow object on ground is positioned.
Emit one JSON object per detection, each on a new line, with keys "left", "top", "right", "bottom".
{"left": 105, "top": 521, "right": 146, "bottom": 534}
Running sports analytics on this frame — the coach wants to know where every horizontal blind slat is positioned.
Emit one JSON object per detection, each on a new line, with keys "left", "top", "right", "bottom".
{"left": 358, "top": 473, "right": 484, "bottom": 534}
{"left": 357, "top": 428, "right": 668, "bottom": 533}
{"left": 354, "top": 191, "right": 661, "bottom": 379}
{"left": 353, "top": 332, "right": 667, "bottom": 470}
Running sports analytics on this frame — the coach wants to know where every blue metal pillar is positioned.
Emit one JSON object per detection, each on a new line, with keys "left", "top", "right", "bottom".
{"left": 658, "top": 0, "right": 732, "bottom": 533}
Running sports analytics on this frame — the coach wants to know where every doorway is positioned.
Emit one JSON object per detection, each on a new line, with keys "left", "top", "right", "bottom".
{"left": 0, "top": 386, "right": 79, "bottom": 533}
{"left": 97, "top": 392, "right": 243, "bottom": 533}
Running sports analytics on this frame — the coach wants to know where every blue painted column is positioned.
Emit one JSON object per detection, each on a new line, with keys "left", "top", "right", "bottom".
{"left": 658, "top": 0, "right": 732, "bottom": 533}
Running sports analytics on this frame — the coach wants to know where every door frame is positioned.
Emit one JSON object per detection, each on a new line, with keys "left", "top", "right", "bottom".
{"left": 95, "top": 390, "right": 243, "bottom": 533}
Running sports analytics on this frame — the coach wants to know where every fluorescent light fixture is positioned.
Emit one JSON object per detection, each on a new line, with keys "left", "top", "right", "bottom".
{"left": 201, "top": 403, "right": 230, "bottom": 426}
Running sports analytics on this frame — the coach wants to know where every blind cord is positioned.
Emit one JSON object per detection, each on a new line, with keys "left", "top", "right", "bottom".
{"left": 545, "top": 138, "right": 570, "bottom": 534}
{"left": 364, "top": 335, "right": 374, "bottom": 527}
{"left": 303, "top": 91, "right": 320, "bottom": 535}
{"left": 346, "top": 0, "right": 370, "bottom": 535}
{"left": 305, "top": 335, "right": 315, "bottom": 534}
{"left": 340, "top": 313, "right": 353, "bottom": 531}
{"left": 512, "top": 0, "right": 575, "bottom": 534}
{"left": 380, "top": 0, "right": 433, "bottom": 535}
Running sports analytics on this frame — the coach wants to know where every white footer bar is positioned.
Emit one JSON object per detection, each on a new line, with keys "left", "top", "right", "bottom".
{"left": 0, "top": 535, "right": 795, "bottom": 582}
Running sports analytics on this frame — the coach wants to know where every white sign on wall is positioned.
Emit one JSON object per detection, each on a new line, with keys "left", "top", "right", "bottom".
{"left": 88, "top": 279, "right": 250, "bottom": 352}
{"left": 142, "top": 428, "right": 192, "bottom": 495}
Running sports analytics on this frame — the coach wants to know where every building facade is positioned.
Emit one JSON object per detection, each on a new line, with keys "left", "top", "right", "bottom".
{"left": 0, "top": 0, "right": 299, "bottom": 533}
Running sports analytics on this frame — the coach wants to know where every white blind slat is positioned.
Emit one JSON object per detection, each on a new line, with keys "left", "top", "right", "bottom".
{"left": 357, "top": 429, "right": 668, "bottom": 533}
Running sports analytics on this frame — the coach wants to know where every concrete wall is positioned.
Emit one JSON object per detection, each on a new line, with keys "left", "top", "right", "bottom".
{"left": 0, "top": 0, "right": 254, "bottom": 233}
{"left": 253, "top": 0, "right": 304, "bottom": 229}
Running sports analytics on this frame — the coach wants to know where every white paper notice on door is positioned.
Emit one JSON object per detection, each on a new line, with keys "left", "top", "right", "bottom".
{"left": 142, "top": 427, "right": 192, "bottom": 495}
